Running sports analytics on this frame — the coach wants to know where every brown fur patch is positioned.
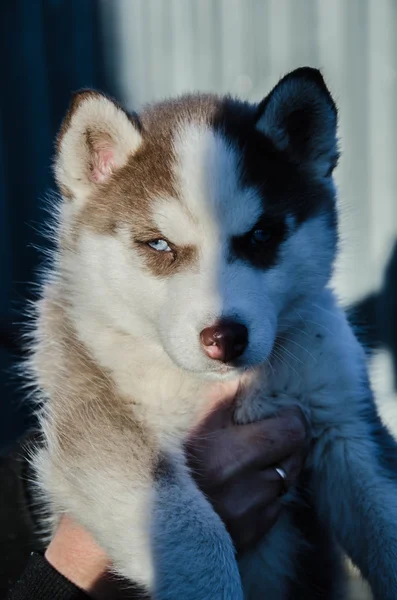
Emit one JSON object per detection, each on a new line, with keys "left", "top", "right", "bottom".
{"left": 34, "top": 288, "right": 157, "bottom": 470}
{"left": 71, "top": 93, "right": 225, "bottom": 233}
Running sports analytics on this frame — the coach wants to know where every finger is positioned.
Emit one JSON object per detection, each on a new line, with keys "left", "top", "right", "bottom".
{"left": 186, "top": 404, "right": 309, "bottom": 487}
{"left": 262, "top": 452, "right": 304, "bottom": 487}
{"left": 260, "top": 456, "right": 304, "bottom": 500}
{"left": 255, "top": 500, "right": 282, "bottom": 541}
{"left": 238, "top": 410, "right": 308, "bottom": 455}
{"left": 223, "top": 411, "right": 308, "bottom": 479}
{"left": 213, "top": 472, "right": 281, "bottom": 522}
{"left": 279, "top": 452, "right": 304, "bottom": 484}
{"left": 230, "top": 501, "right": 282, "bottom": 553}
{"left": 199, "top": 415, "right": 306, "bottom": 486}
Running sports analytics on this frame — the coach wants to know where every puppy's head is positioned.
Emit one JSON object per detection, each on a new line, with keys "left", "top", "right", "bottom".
{"left": 55, "top": 68, "right": 338, "bottom": 379}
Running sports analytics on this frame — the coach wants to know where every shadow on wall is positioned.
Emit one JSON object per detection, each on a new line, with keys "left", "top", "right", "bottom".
{"left": 0, "top": 0, "right": 122, "bottom": 452}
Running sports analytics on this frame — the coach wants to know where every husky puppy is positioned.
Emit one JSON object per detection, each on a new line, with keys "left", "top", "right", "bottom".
{"left": 29, "top": 68, "right": 397, "bottom": 599}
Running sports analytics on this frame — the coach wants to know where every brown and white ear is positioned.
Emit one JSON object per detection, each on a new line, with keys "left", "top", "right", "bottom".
{"left": 256, "top": 67, "right": 339, "bottom": 177}
{"left": 55, "top": 90, "right": 142, "bottom": 202}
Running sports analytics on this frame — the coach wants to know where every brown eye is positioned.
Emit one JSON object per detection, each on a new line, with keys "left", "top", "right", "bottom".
{"left": 147, "top": 239, "right": 172, "bottom": 252}
{"left": 250, "top": 229, "right": 273, "bottom": 245}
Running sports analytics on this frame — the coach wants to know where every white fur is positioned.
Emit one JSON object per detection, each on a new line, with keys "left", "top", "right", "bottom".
{"left": 173, "top": 123, "right": 264, "bottom": 236}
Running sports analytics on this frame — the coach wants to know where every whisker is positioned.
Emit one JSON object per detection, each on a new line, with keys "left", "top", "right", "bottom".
{"left": 277, "top": 323, "right": 313, "bottom": 340}
{"left": 271, "top": 346, "right": 300, "bottom": 379}
{"left": 292, "top": 308, "right": 334, "bottom": 336}
{"left": 307, "top": 301, "right": 340, "bottom": 319}
{"left": 276, "top": 336, "right": 317, "bottom": 363}
{"left": 276, "top": 343, "right": 304, "bottom": 366}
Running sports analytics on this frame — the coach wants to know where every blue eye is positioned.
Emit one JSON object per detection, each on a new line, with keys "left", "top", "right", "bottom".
{"left": 147, "top": 239, "right": 172, "bottom": 252}
{"left": 251, "top": 229, "right": 272, "bottom": 244}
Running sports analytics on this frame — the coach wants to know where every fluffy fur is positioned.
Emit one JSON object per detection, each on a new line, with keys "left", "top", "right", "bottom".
{"left": 27, "top": 67, "right": 397, "bottom": 599}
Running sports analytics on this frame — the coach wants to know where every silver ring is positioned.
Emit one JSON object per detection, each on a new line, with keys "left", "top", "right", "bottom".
{"left": 274, "top": 466, "right": 289, "bottom": 496}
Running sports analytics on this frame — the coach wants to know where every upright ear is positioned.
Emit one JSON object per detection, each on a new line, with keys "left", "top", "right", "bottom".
{"left": 256, "top": 67, "right": 338, "bottom": 177}
{"left": 55, "top": 90, "right": 142, "bottom": 202}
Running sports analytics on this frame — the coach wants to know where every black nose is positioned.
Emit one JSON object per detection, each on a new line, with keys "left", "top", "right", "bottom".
{"left": 200, "top": 320, "right": 248, "bottom": 362}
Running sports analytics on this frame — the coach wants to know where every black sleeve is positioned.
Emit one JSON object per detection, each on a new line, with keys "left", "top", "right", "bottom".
{"left": 6, "top": 552, "right": 90, "bottom": 600}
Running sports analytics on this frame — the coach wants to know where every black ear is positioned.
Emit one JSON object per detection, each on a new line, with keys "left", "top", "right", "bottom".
{"left": 256, "top": 67, "right": 338, "bottom": 177}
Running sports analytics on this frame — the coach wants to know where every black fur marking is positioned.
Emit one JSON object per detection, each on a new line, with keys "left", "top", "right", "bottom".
{"left": 255, "top": 67, "right": 339, "bottom": 176}
{"left": 257, "top": 67, "right": 338, "bottom": 123}
{"left": 211, "top": 97, "right": 337, "bottom": 229}
{"left": 230, "top": 216, "right": 287, "bottom": 269}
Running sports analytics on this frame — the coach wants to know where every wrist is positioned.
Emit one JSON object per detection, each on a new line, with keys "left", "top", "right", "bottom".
{"left": 45, "top": 515, "right": 110, "bottom": 597}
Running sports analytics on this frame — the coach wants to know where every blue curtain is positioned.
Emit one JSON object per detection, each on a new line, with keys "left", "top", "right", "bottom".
{"left": 0, "top": 0, "right": 119, "bottom": 452}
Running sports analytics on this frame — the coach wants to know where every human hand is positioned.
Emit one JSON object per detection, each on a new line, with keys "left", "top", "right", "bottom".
{"left": 186, "top": 403, "right": 309, "bottom": 553}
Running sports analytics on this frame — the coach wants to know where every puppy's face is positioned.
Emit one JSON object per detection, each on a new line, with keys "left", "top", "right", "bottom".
{"left": 55, "top": 69, "right": 338, "bottom": 379}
